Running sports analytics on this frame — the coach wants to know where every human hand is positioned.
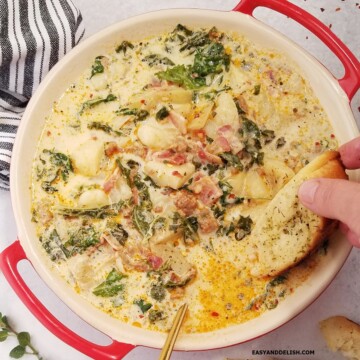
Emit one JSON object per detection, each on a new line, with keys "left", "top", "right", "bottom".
{"left": 298, "top": 137, "right": 360, "bottom": 247}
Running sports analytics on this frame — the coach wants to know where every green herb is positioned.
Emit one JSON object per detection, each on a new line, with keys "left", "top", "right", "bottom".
{"left": 150, "top": 284, "right": 166, "bottom": 302}
{"left": 41, "top": 181, "right": 58, "bottom": 193}
{"left": 157, "top": 35, "right": 230, "bottom": 90}
{"left": 155, "top": 106, "right": 170, "bottom": 120}
{"left": 0, "top": 312, "right": 42, "bottom": 359}
{"left": 115, "top": 158, "right": 131, "bottom": 186}
{"left": 116, "top": 107, "right": 149, "bottom": 122}
{"left": 267, "top": 275, "right": 287, "bottom": 290}
{"left": 246, "top": 275, "right": 287, "bottom": 311}
{"left": 173, "top": 24, "right": 193, "bottom": 37}
{"left": 148, "top": 309, "right": 166, "bottom": 323}
{"left": 218, "top": 180, "right": 243, "bottom": 207}
{"left": 217, "top": 221, "right": 235, "bottom": 236}
{"left": 234, "top": 215, "right": 253, "bottom": 240}
{"left": 108, "top": 222, "right": 128, "bottom": 246}
{"left": 178, "top": 28, "right": 211, "bottom": 52}
{"left": 243, "top": 138, "right": 264, "bottom": 167}
{"left": 79, "top": 94, "right": 117, "bottom": 114}
{"left": 276, "top": 137, "right": 286, "bottom": 148}
{"left": 134, "top": 174, "right": 152, "bottom": 206}
{"left": 48, "top": 151, "right": 73, "bottom": 180}
{"left": 132, "top": 205, "right": 154, "bottom": 238}
{"left": 134, "top": 299, "right": 152, "bottom": 313}
{"left": 219, "top": 152, "right": 243, "bottom": 171}
{"left": 241, "top": 118, "right": 260, "bottom": 138}
{"left": 234, "top": 98, "right": 246, "bottom": 114}
{"left": 40, "top": 149, "right": 73, "bottom": 192}
{"left": 206, "top": 163, "right": 219, "bottom": 175}
{"left": 90, "top": 56, "right": 105, "bottom": 79}
{"left": 93, "top": 268, "right": 127, "bottom": 297}
{"left": 142, "top": 54, "right": 174, "bottom": 67}
{"left": 203, "top": 85, "right": 231, "bottom": 100}
{"left": 64, "top": 226, "right": 99, "bottom": 255}
{"left": 87, "top": 121, "right": 124, "bottom": 136}
{"left": 165, "top": 277, "right": 192, "bottom": 288}
{"left": 116, "top": 40, "right": 134, "bottom": 54}
{"left": 261, "top": 129, "right": 276, "bottom": 144}
{"left": 55, "top": 200, "right": 125, "bottom": 219}
{"left": 193, "top": 42, "right": 230, "bottom": 76}
{"left": 41, "top": 229, "right": 70, "bottom": 261}
{"left": 156, "top": 64, "right": 206, "bottom": 90}
{"left": 170, "top": 212, "right": 200, "bottom": 243}
{"left": 212, "top": 205, "right": 225, "bottom": 219}
{"left": 253, "top": 84, "right": 261, "bottom": 95}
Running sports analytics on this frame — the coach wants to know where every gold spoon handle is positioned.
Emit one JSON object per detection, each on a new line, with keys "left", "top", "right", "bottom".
{"left": 158, "top": 304, "right": 188, "bottom": 360}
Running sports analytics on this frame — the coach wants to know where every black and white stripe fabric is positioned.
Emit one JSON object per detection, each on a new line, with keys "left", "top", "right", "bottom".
{"left": 0, "top": 0, "right": 85, "bottom": 190}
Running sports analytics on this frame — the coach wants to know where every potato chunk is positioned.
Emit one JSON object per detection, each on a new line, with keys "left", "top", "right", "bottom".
{"left": 78, "top": 189, "right": 109, "bottom": 208}
{"left": 137, "top": 118, "right": 180, "bottom": 150}
{"left": 144, "top": 161, "right": 195, "bottom": 189}
{"left": 71, "top": 140, "right": 103, "bottom": 177}
{"left": 204, "top": 92, "right": 238, "bottom": 138}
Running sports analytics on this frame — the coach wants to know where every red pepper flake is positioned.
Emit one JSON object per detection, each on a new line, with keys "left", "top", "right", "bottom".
{"left": 139, "top": 315, "right": 144, "bottom": 318}
{"left": 320, "top": 7, "right": 325, "bottom": 12}
{"left": 330, "top": 134, "right": 335, "bottom": 139}
{"left": 315, "top": 141, "right": 320, "bottom": 146}
{"left": 140, "top": 99, "right": 146, "bottom": 104}
{"left": 335, "top": 7, "right": 341, "bottom": 11}
{"left": 172, "top": 171, "right": 183, "bottom": 178}
{"left": 329, "top": 23, "right": 333, "bottom": 29}
{"left": 211, "top": 311, "right": 219, "bottom": 317}
{"left": 46, "top": 130, "right": 51, "bottom": 136}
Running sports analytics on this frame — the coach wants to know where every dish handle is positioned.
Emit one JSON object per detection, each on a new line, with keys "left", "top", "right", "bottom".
{"left": 233, "top": 0, "right": 360, "bottom": 101}
{"left": 0, "top": 240, "right": 136, "bottom": 360}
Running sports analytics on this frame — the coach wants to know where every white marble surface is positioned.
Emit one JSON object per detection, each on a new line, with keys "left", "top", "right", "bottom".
{"left": 1, "top": 1, "right": 360, "bottom": 359}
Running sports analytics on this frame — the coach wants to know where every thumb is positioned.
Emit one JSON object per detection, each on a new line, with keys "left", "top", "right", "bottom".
{"left": 298, "top": 178, "right": 360, "bottom": 244}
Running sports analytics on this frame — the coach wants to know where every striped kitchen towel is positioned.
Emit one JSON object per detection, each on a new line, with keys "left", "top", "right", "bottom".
{"left": 0, "top": 0, "right": 85, "bottom": 190}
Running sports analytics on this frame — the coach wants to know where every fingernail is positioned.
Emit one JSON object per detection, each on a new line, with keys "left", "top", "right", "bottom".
{"left": 298, "top": 180, "right": 319, "bottom": 204}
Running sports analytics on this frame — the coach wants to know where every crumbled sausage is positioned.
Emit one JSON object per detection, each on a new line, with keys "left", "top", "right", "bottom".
{"left": 197, "top": 208, "right": 218, "bottom": 234}
{"left": 174, "top": 190, "right": 197, "bottom": 216}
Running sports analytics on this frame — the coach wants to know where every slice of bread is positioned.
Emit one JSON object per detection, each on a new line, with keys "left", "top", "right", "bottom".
{"left": 319, "top": 316, "right": 360, "bottom": 359}
{"left": 246, "top": 150, "right": 347, "bottom": 277}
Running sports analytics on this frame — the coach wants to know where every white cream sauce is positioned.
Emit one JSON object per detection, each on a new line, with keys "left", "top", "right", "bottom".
{"left": 31, "top": 25, "right": 337, "bottom": 333}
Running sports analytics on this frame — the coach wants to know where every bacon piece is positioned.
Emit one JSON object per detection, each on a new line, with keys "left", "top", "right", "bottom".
{"left": 169, "top": 110, "right": 187, "bottom": 135}
{"left": 103, "top": 168, "right": 120, "bottom": 193}
{"left": 124, "top": 144, "right": 148, "bottom": 159}
{"left": 174, "top": 190, "right": 198, "bottom": 216}
{"left": 155, "top": 149, "right": 187, "bottom": 165}
{"left": 207, "top": 136, "right": 231, "bottom": 154}
{"left": 117, "top": 245, "right": 163, "bottom": 272}
{"left": 214, "top": 125, "right": 243, "bottom": 154}
{"left": 147, "top": 253, "right": 164, "bottom": 270}
{"left": 189, "top": 174, "right": 222, "bottom": 206}
{"left": 197, "top": 148, "right": 222, "bottom": 165}
{"left": 197, "top": 208, "right": 219, "bottom": 234}
{"left": 105, "top": 142, "right": 121, "bottom": 157}
{"left": 132, "top": 186, "right": 140, "bottom": 206}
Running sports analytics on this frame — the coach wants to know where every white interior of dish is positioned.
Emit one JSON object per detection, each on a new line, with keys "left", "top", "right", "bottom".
{"left": 10, "top": 9, "right": 359, "bottom": 350}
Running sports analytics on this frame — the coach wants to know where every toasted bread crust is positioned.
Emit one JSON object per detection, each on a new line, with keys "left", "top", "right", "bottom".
{"left": 247, "top": 151, "right": 347, "bottom": 278}
{"left": 319, "top": 316, "right": 360, "bottom": 358}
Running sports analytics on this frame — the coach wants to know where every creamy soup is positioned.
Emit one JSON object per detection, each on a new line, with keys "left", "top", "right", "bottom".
{"left": 31, "top": 24, "right": 337, "bottom": 333}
